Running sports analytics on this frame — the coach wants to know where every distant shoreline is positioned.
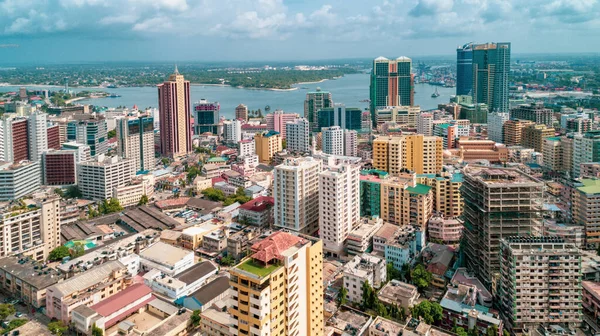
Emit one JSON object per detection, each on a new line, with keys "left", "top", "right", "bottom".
{"left": 294, "top": 79, "right": 328, "bottom": 85}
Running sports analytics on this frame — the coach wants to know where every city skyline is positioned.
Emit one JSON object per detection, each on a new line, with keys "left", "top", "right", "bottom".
{"left": 1, "top": 0, "right": 600, "bottom": 63}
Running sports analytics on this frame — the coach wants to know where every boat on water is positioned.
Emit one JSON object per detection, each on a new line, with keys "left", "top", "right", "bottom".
{"left": 107, "top": 93, "right": 121, "bottom": 98}
{"left": 431, "top": 88, "right": 440, "bottom": 98}
{"left": 107, "top": 84, "right": 118, "bottom": 89}
{"left": 359, "top": 99, "right": 370, "bottom": 103}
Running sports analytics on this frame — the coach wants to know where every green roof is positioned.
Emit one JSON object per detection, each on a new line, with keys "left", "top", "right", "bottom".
{"left": 546, "top": 137, "right": 561, "bottom": 142}
{"left": 406, "top": 184, "right": 432, "bottom": 195}
{"left": 417, "top": 174, "right": 436, "bottom": 179}
{"left": 207, "top": 157, "right": 227, "bottom": 163}
{"left": 236, "top": 259, "right": 280, "bottom": 278}
{"left": 577, "top": 179, "right": 600, "bottom": 194}
{"left": 451, "top": 173, "right": 464, "bottom": 183}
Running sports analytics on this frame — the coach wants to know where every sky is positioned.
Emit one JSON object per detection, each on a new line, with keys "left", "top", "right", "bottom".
{"left": 0, "top": 0, "right": 599, "bottom": 64}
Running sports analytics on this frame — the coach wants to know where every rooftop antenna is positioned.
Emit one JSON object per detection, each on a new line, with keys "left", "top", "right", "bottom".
{"left": 174, "top": 64, "right": 179, "bottom": 75}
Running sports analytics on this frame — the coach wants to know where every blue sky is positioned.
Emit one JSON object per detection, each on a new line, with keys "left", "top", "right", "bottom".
{"left": 1, "top": 0, "right": 599, "bottom": 64}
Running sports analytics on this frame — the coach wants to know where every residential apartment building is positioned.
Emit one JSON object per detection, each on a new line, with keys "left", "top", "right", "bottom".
{"left": 286, "top": 118, "right": 310, "bottom": 153}
{"left": 542, "top": 137, "right": 563, "bottom": 172}
{"left": 266, "top": 110, "right": 299, "bottom": 139}
{"left": 521, "top": 124, "right": 555, "bottom": 153}
{"left": 427, "top": 216, "right": 463, "bottom": 245}
{"left": 304, "top": 88, "right": 333, "bottom": 132}
{"left": 462, "top": 167, "right": 543, "bottom": 288}
{"left": 0, "top": 160, "right": 41, "bottom": 201}
{"left": 238, "top": 196, "right": 274, "bottom": 227}
{"left": 223, "top": 119, "right": 242, "bottom": 143}
{"left": 572, "top": 131, "right": 600, "bottom": 178}
{"left": 417, "top": 171, "right": 463, "bottom": 218}
{"left": 28, "top": 111, "right": 48, "bottom": 161}
{"left": 573, "top": 179, "right": 600, "bottom": 248}
{"left": 502, "top": 119, "right": 535, "bottom": 146}
{"left": 510, "top": 103, "right": 554, "bottom": 127}
{"left": 235, "top": 104, "right": 248, "bottom": 121}
{"left": 342, "top": 254, "right": 387, "bottom": 303}
{"left": 417, "top": 113, "right": 433, "bottom": 136}
{"left": 116, "top": 115, "right": 155, "bottom": 173}
{"left": 0, "top": 257, "right": 63, "bottom": 309}
{"left": 487, "top": 111, "right": 509, "bottom": 143}
{"left": 77, "top": 155, "right": 135, "bottom": 201}
{"left": 319, "top": 158, "right": 360, "bottom": 256}
{"left": 344, "top": 130, "right": 358, "bottom": 157}
{"left": 380, "top": 175, "right": 433, "bottom": 229}
{"left": 373, "top": 135, "right": 443, "bottom": 175}
{"left": 238, "top": 139, "right": 255, "bottom": 157}
{"left": 321, "top": 126, "right": 344, "bottom": 156}
{"left": 255, "top": 131, "right": 282, "bottom": 164}
{"left": 229, "top": 232, "right": 324, "bottom": 336}
{"left": 454, "top": 139, "right": 508, "bottom": 163}
{"left": 498, "top": 237, "right": 582, "bottom": 333}
{"left": 375, "top": 105, "right": 420, "bottom": 127}
{"left": 273, "top": 157, "right": 322, "bottom": 235}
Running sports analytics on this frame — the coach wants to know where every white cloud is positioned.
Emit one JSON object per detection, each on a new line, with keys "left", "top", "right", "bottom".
{"left": 132, "top": 16, "right": 173, "bottom": 32}
{"left": 99, "top": 14, "right": 139, "bottom": 25}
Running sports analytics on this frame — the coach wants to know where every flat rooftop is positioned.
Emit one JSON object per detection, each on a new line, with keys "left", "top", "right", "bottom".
{"left": 0, "top": 257, "right": 63, "bottom": 289}
{"left": 464, "top": 166, "right": 541, "bottom": 184}
{"left": 140, "top": 242, "right": 191, "bottom": 267}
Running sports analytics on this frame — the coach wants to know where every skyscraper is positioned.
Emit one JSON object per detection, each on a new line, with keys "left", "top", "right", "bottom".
{"left": 472, "top": 42, "right": 511, "bottom": 112}
{"left": 158, "top": 67, "right": 192, "bottom": 158}
{"left": 317, "top": 104, "right": 363, "bottom": 131}
{"left": 28, "top": 111, "right": 48, "bottom": 161}
{"left": 66, "top": 115, "right": 108, "bottom": 158}
{"left": 234, "top": 103, "right": 248, "bottom": 121}
{"left": 321, "top": 126, "right": 344, "bottom": 156}
{"left": 369, "top": 56, "right": 413, "bottom": 125}
{"left": 304, "top": 88, "right": 333, "bottom": 132}
{"left": 193, "top": 99, "right": 220, "bottom": 135}
{"left": 286, "top": 118, "right": 310, "bottom": 153}
{"left": 116, "top": 115, "right": 155, "bottom": 173}
{"left": 456, "top": 43, "right": 473, "bottom": 96}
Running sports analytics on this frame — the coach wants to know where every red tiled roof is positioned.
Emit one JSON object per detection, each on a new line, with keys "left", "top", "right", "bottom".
{"left": 239, "top": 196, "right": 274, "bottom": 212}
{"left": 211, "top": 177, "right": 225, "bottom": 185}
{"left": 154, "top": 197, "right": 190, "bottom": 209}
{"left": 103, "top": 295, "right": 155, "bottom": 328}
{"left": 251, "top": 231, "right": 306, "bottom": 264}
{"left": 90, "top": 283, "right": 153, "bottom": 317}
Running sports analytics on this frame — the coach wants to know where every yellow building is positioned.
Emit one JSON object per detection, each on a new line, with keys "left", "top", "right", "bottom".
{"left": 229, "top": 231, "right": 323, "bottom": 336}
{"left": 502, "top": 119, "right": 535, "bottom": 146}
{"left": 521, "top": 124, "right": 555, "bottom": 153}
{"left": 417, "top": 171, "right": 463, "bottom": 218}
{"left": 373, "top": 135, "right": 443, "bottom": 175}
{"left": 379, "top": 176, "right": 433, "bottom": 229}
{"left": 255, "top": 131, "right": 283, "bottom": 164}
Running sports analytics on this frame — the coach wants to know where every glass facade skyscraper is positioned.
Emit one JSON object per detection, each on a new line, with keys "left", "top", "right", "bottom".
{"left": 456, "top": 43, "right": 473, "bottom": 96}
{"left": 369, "top": 56, "right": 413, "bottom": 126}
{"left": 472, "top": 42, "right": 511, "bottom": 113}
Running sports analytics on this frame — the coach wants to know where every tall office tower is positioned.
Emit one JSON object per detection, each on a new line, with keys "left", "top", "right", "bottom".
{"left": 61, "top": 142, "right": 91, "bottom": 163}
{"left": 502, "top": 119, "right": 535, "bottom": 146}
{"left": 266, "top": 110, "right": 299, "bottom": 139}
{"left": 572, "top": 179, "right": 600, "bottom": 247}
{"left": 572, "top": 131, "right": 600, "bottom": 178}
{"left": 66, "top": 115, "right": 108, "bottom": 158}
{"left": 416, "top": 113, "right": 433, "bottom": 136}
{"left": 373, "top": 135, "right": 443, "bottom": 175}
{"left": 521, "top": 124, "right": 555, "bottom": 153}
{"left": 510, "top": 103, "right": 554, "bottom": 127}
{"left": 317, "top": 104, "right": 363, "bottom": 131}
{"left": 193, "top": 99, "right": 220, "bottom": 135}
{"left": 77, "top": 155, "right": 135, "bottom": 201}
{"left": 28, "top": 112, "right": 48, "bottom": 161}
{"left": 158, "top": 67, "right": 192, "bottom": 158}
{"left": 487, "top": 111, "right": 509, "bottom": 143}
{"left": 286, "top": 118, "right": 310, "bottom": 153}
{"left": 462, "top": 167, "right": 543, "bottom": 289}
{"left": 472, "top": 42, "right": 511, "bottom": 112}
{"left": 0, "top": 116, "right": 29, "bottom": 163}
{"left": 42, "top": 150, "right": 77, "bottom": 186}
{"left": 255, "top": 131, "right": 282, "bottom": 164}
{"left": 116, "top": 116, "right": 155, "bottom": 173}
{"left": 380, "top": 175, "right": 433, "bottom": 229}
{"left": 498, "top": 237, "right": 582, "bottom": 333}
{"left": 319, "top": 159, "right": 360, "bottom": 256}
{"left": 47, "top": 124, "right": 61, "bottom": 150}
{"left": 369, "top": 56, "right": 413, "bottom": 125}
{"left": 344, "top": 130, "right": 358, "bottom": 157}
{"left": 273, "top": 157, "right": 322, "bottom": 235}
{"left": 321, "top": 126, "right": 344, "bottom": 156}
{"left": 229, "top": 231, "right": 323, "bottom": 336}
{"left": 223, "top": 119, "right": 242, "bottom": 143}
{"left": 304, "top": 88, "right": 333, "bottom": 132}
{"left": 235, "top": 103, "right": 248, "bottom": 121}
{"left": 456, "top": 43, "right": 473, "bottom": 96}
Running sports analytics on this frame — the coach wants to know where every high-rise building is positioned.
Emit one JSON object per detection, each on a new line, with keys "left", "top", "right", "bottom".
{"left": 273, "top": 157, "right": 322, "bottom": 235}
{"left": 116, "top": 116, "right": 155, "bottom": 173}
{"left": 462, "top": 167, "right": 543, "bottom": 288}
{"left": 77, "top": 155, "right": 135, "bottom": 201}
{"left": 28, "top": 112, "right": 48, "bottom": 161}
{"left": 255, "top": 131, "right": 282, "bottom": 164}
{"left": 369, "top": 56, "right": 413, "bottom": 125}
{"left": 417, "top": 113, "right": 434, "bottom": 136}
{"left": 286, "top": 118, "right": 310, "bottom": 153}
{"left": 66, "top": 115, "right": 108, "bottom": 158}
{"left": 521, "top": 124, "right": 555, "bottom": 153}
{"left": 417, "top": 171, "right": 463, "bottom": 218}
{"left": 361, "top": 111, "right": 372, "bottom": 132}
{"left": 229, "top": 231, "right": 323, "bottom": 336}
{"left": 380, "top": 174, "right": 433, "bottom": 229}
{"left": 193, "top": 99, "right": 219, "bottom": 135}
{"left": 373, "top": 135, "right": 443, "bottom": 175}
{"left": 375, "top": 106, "right": 420, "bottom": 127}
{"left": 573, "top": 178, "right": 600, "bottom": 247}
{"left": 317, "top": 104, "right": 363, "bottom": 131}
{"left": 456, "top": 43, "right": 473, "bottom": 96}
{"left": 487, "top": 111, "right": 509, "bottom": 143}
{"left": 510, "top": 103, "right": 554, "bottom": 127}
{"left": 498, "top": 237, "right": 582, "bottom": 333}
{"left": 304, "top": 88, "right": 333, "bottom": 132}
{"left": 238, "top": 139, "right": 255, "bottom": 158}
{"left": 458, "top": 102, "right": 489, "bottom": 124}
{"left": 344, "top": 130, "right": 358, "bottom": 157}
{"left": 266, "top": 110, "right": 299, "bottom": 139}
{"left": 0, "top": 116, "right": 29, "bottom": 163}
{"left": 235, "top": 104, "right": 248, "bottom": 121}
{"left": 158, "top": 68, "right": 192, "bottom": 157}
{"left": 223, "top": 119, "right": 242, "bottom": 144}
{"left": 47, "top": 124, "right": 61, "bottom": 150}
{"left": 472, "top": 42, "right": 511, "bottom": 112}
{"left": 321, "top": 126, "right": 344, "bottom": 156}
{"left": 319, "top": 158, "right": 360, "bottom": 255}
{"left": 0, "top": 161, "right": 41, "bottom": 201}
{"left": 572, "top": 131, "right": 600, "bottom": 178}
{"left": 61, "top": 142, "right": 91, "bottom": 163}
{"left": 42, "top": 150, "right": 77, "bottom": 186}
{"left": 542, "top": 137, "right": 563, "bottom": 172}
{"left": 502, "top": 119, "right": 535, "bottom": 146}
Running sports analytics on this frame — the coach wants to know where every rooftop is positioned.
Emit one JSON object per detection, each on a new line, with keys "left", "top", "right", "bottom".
{"left": 576, "top": 178, "right": 600, "bottom": 194}
{"left": 190, "top": 276, "right": 230, "bottom": 305}
{"left": 406, "top": 184, "right": 432, "bottom": 195}
{"left": 90, "top": 283, "right": 153, "bottom": 317}
{"left": 121, "top": 206, "right": 179, "bottom": 232}
{"left": 250, "top": 231, "right": 307, "bottom": 264}
{"left": 176, "top": 261, "right": 217, "bottom": 285}
{"left": 50, "top": 260, "right": 125, "bottom": 297}
{"left": 239, "top": 196, "right": 274, "bottom": 212}
{"left": 378, "top": 280, "right": 418, "bottom": 302}
{"left": 375, "top": 223, "right": 401, "bottom": 241}
{"left": 236, "top": 258, "right": 280, "bottom": 277}
{"left": 0, "top": 257, "right": 63, "bottom": 289}
{"left": 139, "top": 242, "right": 191, "bottom": 267}
{"left": 464, "top": 166, "right": 541, "bottom": 184}
{"left": 370, "top": 316, "right": 404, "bottom": 336}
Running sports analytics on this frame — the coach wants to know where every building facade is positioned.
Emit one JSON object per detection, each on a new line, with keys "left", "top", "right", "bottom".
{"left": 77, "top": 155, "right": 135, "bottom": 201}
{"left": 472, "top": 42, "right": 511, "bottom": 112}
{"left": 255, "top": 131, "right": 282, "bottom": 164}
{"left": 116, "top": 115, "right": 155, "bottom": 173}
{"left": 42, "top": 150, "right": 76, "bottom": 185}
{"left": 369, "top": 56, "right": 413, "bottom": 125}
{"left": 317, "top": 104, "right": 362, "bottom": 131}
{"left": 286, "top": 118, "right": 310, "bottom": 153}
{"left": 304, "top": 88, "right": 333, "bottom": 132}
{"left": 373, "top": 135, "right": 443, "bottom": 175}
{"left": 266, "top": 110, "right": 299, "bottom": 139}
{"left": 158, "top": 68, "right": 192, "bottom": 157}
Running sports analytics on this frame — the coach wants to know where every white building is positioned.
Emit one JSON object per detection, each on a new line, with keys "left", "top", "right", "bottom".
{"left": 77, "top": 155, "right": 135, "bottom": 201}
{"left": 343, "top": 254, "right": 387, "bottom": 303}
{"left": 273, "top": 157, "right": 322, "bottom": 235}
{"left": 286, "top": 118, "right": 310, "bottom": 153}
{"left": 344, "top": 129, "right": 358, "bottom": 157}
{"left": 488, "top": 111, "right": 509, "bottom": 143}
{"left": 113, "top": 174, "right": 155, "bottom": 207}
{"left": 0, "top": 161, "right": 41, "bottom": 201}
{"left": 116, "top": 116, "right": 155, "bottom": 173}
{"left": 322, "top": 126, "right": 344, "bottom": 156}
{"left": 139, "top": 241, "right": 195, "bottom": 276}
{"left": 319, "top": 158, "right": 360, "bottom": 255}
{"left": 223, "top": 119, "right": 242, "bottom": 143}
{"left": 238, "top": 139, "right": 255, "bottom": 157}
{"left": 143, "top": 261, "right": 217, "bottom": 299}
{"left": 28, "top": 112, "right": 48, "bottom": 161}
{"left": 61, "top": 142, "right": 91, "bottom": 163}
{"left": 417, "top": 113, "right": 433, "bottom": 136}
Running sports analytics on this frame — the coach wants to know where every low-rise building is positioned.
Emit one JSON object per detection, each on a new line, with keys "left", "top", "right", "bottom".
{"left": 113, "top": 174, "right": 154, "bottom": 207}
{"left": 345, "top": 217, "right": 383, "bottom": 255}
{"left": 421, "top": 243, "right": 456, "bottom": 289}
{"left": 226, "top": 226, "right": 262, "bottom": 261}
{"left": 181, "top": 223, "right": 220, "bottom": 250}
{"left": 174, "top": 276, "right": 230, "bottom": 312}
{"left": 368, "top": 316, "right": 405, "bottom": 336}
{"left": 384, "top": 225, "right": 425, "bottom": 271}
{"left": 201, "top": 164, "right": 231, "bottom": 179}
{"left": 440, "top": 283, "right": 502, "bottom": 334}
{"left": 373, "top": 222, "right": 401, "bottom": 254}
{"left": 583, "top": 281, "right": 600, "bottom": 322}
{"left": 377, "top": 280, "right": 419, "bottom": 310}
{"left": 238, "top": 196, "right": 274, "bottom": 227}
{"left": 139, "top": 242, "right": 195, "bottom": 276}
{"left": 201, "top": 307, "right": 233, "bottom": 336}
{"left": 342, "top": 253, "right": 387, "bottom": 303}
{"left": 428, "top": 216, "right": 463, "bottom": 245}
{"left": 144, "top": 261, "right": 217, "bottom": 299}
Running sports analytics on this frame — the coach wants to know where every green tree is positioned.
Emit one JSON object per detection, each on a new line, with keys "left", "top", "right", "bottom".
{"left": 70, "top": 242, "right": 86, "bottom": 258}
{"left": 88, "top": 204, "right": 99, "bottom": 219}
{"left": 48, "top": 320, "right": 68, "bottom": 335}
{"left": 7, "top": 318, "right": 27, "bottom": 330}
{"left": 411, "top": 300, "right": 443, "bottom": 325}
{"left": 190, "top": 309, "right": 201, "bottom": 327}
{"left": 282, "top": 139, "right": 287, "bottom": 149}
{"left": 48, "top": 246, "right": 70, "bottom": 261}
{"left": 65, "top": 185, "right": 82, "bottom": 199}
{"left": 92, "top": 323, "right": 103, "bottom": 336}
{"left": 99, "top": 198, "right": 123, "bottom": 215}
{"left": 361, "top": 280, "right": 378, "bottom": 310}
{"left": 0, "top": 303, "right": 15, "bottom": 319}
{"left": 338, "top": 285, "right": 348, "bottom": 307}
{"left": 486, "top": 325, "right": 499, "bottom": 336}
{"left": 410, "top": 264, "right": 432, "bottom": 292}
{"left": 107, "top": 129, "right": 116, "bottom": 139}
{"left": 387, "top": 262, "right": 402, "bottom": 282}
{"left": 453, "top": 327, "right": 468, "bottom": 336}
{"left": 138, "top": 194, "right": 149, "bottom": 206}
{"left": 161, "top": 157, "right": 170, "bottom": 166}
{"left": 54, "top": 188, "right": 65, "bottom": 198}
{"left": 220, "top": 255, "right": 235, "bottom": 266}
{"left": 187, "top": 165, "right": 202, "bottom": 182}
{"left": 202, "top": 188, "right": 226, "bottom": 202}
{"left": 402, "top": 263, "right": 411, "bottom": 282}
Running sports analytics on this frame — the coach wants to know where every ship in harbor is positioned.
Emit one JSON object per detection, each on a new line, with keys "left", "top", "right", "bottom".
{"left": 431, "top": 88, "right": 440, "bottom": 98}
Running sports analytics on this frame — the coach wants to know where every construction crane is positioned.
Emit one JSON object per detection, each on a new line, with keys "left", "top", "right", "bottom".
{"left": 0, "top": 44, "right": 19, "bottom": 48}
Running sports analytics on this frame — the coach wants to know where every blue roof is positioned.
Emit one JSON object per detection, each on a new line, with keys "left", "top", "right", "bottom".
{"left": 543, "top": 203, "right": 561, "bottom": 212}
{"left": 245, "top": 185, "right": 264, "bottom": 193}
{"left": 417, "top": 174, "right": 436, "bottom": 179}
{"left": 263, "top": 130, "right": 280, "bottom": 137}
{"left": 451, "top": 173, "right": 464, "bottom": 183}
